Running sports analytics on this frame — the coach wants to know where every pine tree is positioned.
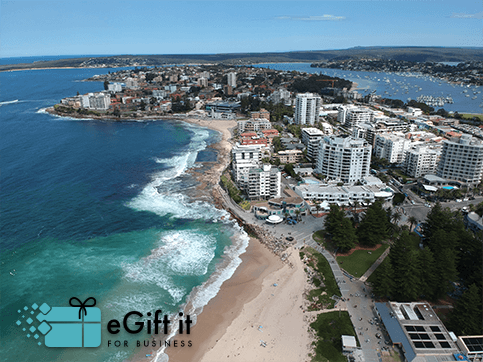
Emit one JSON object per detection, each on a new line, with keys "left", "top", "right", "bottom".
{"left": 417, "top": 247, "right": 437, "bottom": 300}
{"left": 357, "top": 201, "right": 388, "bottom": 246}
{"left": 372, "top": 259, "right": 394, "bottom": 298}
{"left": 325, "top": 204, "right": 344, "bottom": 236}
{"left": 333, "top": 217, "right": 357, "bottom": 253}
{"left": 448, "top": 284, "right": 483, "bottom": 335}
{"left": 397, "top": 250, "right": 422, "bottom": 301}
{"left": 457, "top": 231, "right": 483, "bottom": 290}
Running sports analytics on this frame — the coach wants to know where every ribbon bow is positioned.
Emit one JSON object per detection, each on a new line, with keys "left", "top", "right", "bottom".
{"left": 69, "top": 297, "right": 97, "bottom": 320}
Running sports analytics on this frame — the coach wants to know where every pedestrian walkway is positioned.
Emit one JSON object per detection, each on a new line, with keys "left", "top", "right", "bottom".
{"left": 307, "top": 234, "right": 384, "bottom": 362}
{"left": 359, "top": 247, "right": 391, "bottom": 282}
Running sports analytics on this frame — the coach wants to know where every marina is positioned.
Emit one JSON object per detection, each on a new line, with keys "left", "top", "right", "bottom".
{"left": 259, "top": 63, "right": 483, "bottom": 114}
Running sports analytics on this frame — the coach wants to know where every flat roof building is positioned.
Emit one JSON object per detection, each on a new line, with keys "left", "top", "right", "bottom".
{"left": 301, "top": 127, "right": 324, "bottom": 161}
{"left": 375, "top": 302, "right": 459, "bottom": 362}
{"left": 437, "top": 135, "right": 483, "bottom": 187}
{"left": 316, "top": 136, "right": 372, "bottom": 184}
{"left": 294, "top": 93, "right": 321, "bottom": 125}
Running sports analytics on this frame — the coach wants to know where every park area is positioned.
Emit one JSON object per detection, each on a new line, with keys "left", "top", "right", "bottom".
{"left": 336, "top": 244, "right": 389, "bottom": 278}
{"left": 309, "top": 311, "right": 359, "bottom": 362}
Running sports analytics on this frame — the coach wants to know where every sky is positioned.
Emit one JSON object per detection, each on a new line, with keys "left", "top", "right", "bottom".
{"left": 0, "top": 0, "right": 482, "bottom": 58}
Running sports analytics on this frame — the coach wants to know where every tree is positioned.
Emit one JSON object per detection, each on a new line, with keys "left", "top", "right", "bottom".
{"left": 104, "top": 80, "right": 109, "bottom": 90}
{"left": 272, "top": 137, "right": 283, "bottom": 153}
{"left": 447, "top": 284, "right": 483, "bottom": 335}
{"left": 417, "top": 247, "right": 437, "bottom": 300}
{"left": 371, "top": 259, "right": 394, "bottom": 298}
{"left": 332, "top": 217, "right": 357, "bottom": 253}
{"left": 139, "top": 100, "right": 146, "bottom": 111}
{"left": 357, "top": 201, "right": 389, "bottom": 246}
{"left": 397, "top": 250, "right": 421, "bottom": 301}
{"left": 314, "top": 202, "right": 321, "bottom": 216}
{"left": 408, "top": 216, "right": 418, "bottom": 232}
{"left": 392, "top": 212, "right": 402, "bottom": 225}
{"left": 325, "top": 205, "right": 344, "bottom": 235}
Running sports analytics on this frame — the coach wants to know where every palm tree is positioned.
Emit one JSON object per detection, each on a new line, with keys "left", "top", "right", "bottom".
{"left": 392, "top": 212, "right": 402, "bottom": 225}
{"left": 408, "top": 216, "right": 417, "bottom": 232}
{"left": 295, "top": 209, "right": 301, "bottom": 221}
{"left": 314, "top": 202, "right": 321, "bottom": 216}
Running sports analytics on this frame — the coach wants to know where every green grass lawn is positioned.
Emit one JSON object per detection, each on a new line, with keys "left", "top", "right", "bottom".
{"left": 310, "top": 311, "right": 358, "bottom": 362}
{"left": 336, "top": 244, "right": 389, "bottom": 277}
{"left": 461, "top": 113, "right": 483, "bottom": 122}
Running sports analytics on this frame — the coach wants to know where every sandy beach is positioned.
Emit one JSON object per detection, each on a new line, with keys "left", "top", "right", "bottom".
{"left": 164, "top": 117, "right": 312, "bottom": 362}
{"left": 167, "top": 243, "right": 311, "bottom": 362}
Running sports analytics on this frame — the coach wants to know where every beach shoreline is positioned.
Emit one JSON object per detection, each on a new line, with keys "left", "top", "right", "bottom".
{"left": 163, "top": 117, "right": 312, "bottom": 362}
{"left": 41, "top": 106, "right": 314, "bottom": 361}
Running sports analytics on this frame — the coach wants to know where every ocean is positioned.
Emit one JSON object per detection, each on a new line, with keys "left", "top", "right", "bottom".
{"left": 1, "top": 59, "right": 481, "bottom": 362}
{"left": 0, "top": 68, "right": 248, "bottom": 362}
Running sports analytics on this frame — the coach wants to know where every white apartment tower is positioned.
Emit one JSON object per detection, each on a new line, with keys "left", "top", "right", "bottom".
{"left": 271, "top": 88, "right": 291, "bottom": 105}
{"left": 301, "top": 127, "right": 324, "bottom": 161}
{"left": 316, "top": 136, "right": 372, "bottom": 184}
{"left": 227, "top": 72, "right": 237, "bottom": 88}
{"left": 374, "top": 133, "right": 410, "bottom": 164}
{"left": 404, "top": 145, "right": 440, "bottom": 178}
{"left": 247, "top": 165, "right": 281, "bottom": 200}
{"left": 231, "top": 144, "right": 262, "bottom": 189}
{"left": 344, "top": 107, "right": 372, "bottom": 128}
{"left": 294, "top": 93, "right": 321, "bottom": 125}
{"left": 437, "top": 135, "right": 483, "bottom": 186}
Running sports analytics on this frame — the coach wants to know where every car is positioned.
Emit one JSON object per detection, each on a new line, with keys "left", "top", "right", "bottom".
{"left": 286, "top": 236, "right": 294, "bottom": 241}
{"left": 456, "top": 199, "right": 462, "bottom": 202}
{"left": 376, "top": 333, "right": 382, "bottom": 339}
{"left": 464, "top": 198, "right": 469, "bottom": 202}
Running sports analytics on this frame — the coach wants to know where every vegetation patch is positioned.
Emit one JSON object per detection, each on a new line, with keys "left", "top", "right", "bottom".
{"left": 301, "top": 247, "right": 341, "bottom": 311}
{"left": 239, "top": 200, "right": 251, "bottom": 210}
{"left": 336, "top": 244, "right": 389, "bottom": 277}
{"left": 309, "top": 311, "right": 358, "bottom": 362}
{"left": 220, "top": 174, "right": 243, "bottom": 204}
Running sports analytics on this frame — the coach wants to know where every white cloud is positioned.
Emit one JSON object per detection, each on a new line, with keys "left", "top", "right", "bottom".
{"left": 276, "top": 14, "right": 346, "bottom": 21}
{"left": 450, "top": 11, "right": 483, "bottom": 19}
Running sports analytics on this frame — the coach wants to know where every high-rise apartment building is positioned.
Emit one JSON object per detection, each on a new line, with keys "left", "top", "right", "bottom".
{"left": 374, "top": 133, "right": 410, "bottom": 164}
{"left": 294, "top": 93, "right": 321, "bottom": 125}
{"left": 316, "top": 136, "right": 372, "bottom": 184}
{"left": 227, "top": 72, "right": 237, "bottom": 88}
{"left": 437, "top": 135, "right": 483, "bottom": 186}
{"left": 301, "top": 127, "right": 324, "bottom": 161}
{"left": 231, "top": 144, "right": 262, "bottom": 188}
{"left": 271, "top": 88, "right": 291, "bottom": 105}
{"left": 404, "top": 145, "right": 440, "bottom": 178}
{"left": 247, "top": 165, "right": 281, "bottom": 200}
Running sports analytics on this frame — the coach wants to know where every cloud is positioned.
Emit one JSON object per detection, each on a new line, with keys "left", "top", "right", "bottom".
{"left": 276, "top": 14, "right": 346, "bottom": 21}
{"left": 450, "top": 11, "right": 483, "bottom": 19}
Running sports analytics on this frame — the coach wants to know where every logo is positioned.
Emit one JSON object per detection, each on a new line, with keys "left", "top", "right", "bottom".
{"left": 15, "top": 297, "right": 101, "bottom": 347}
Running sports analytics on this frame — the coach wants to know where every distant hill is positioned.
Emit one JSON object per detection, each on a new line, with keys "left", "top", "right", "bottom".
{"left": 1, "top": 46, "right": 482, "bottom": 72}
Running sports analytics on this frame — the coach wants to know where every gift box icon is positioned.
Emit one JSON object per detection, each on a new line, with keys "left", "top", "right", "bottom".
{"left": 35, "top": 297, "right": 101, "bottom": 347}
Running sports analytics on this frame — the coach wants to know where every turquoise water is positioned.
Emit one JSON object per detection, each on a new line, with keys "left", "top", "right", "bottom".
{"left": 0, "top": 68, "right": 248, "bottom": 362}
